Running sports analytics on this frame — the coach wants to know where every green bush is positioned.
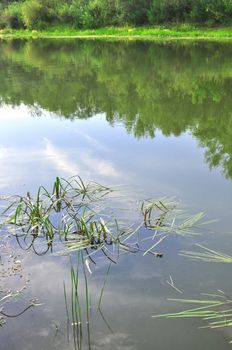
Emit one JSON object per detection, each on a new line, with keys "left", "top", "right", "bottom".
{"left": 81, "top": 0, "right": 102, "bottom": 28}
{"left": 191, "top": 0, "right": 232, "bottom": 24}
{"left": 0, "top": 0, "right": 232, "bottom": 29}
{"left": 103, "top": 0, "right": 123, "bottom": 26}
{"left": 147, "top": 0, "right": 166, "bottom": 24}
{"left": 68, "top": 0, "right": 88, "bottom": 28}
{"left": 57, "top": 3, "right": 76, "bottom": 24}
{"left": 22, "top": 0, "right": 45, "bottom": 29}
{"left": 148, "top": 0, "right": 192, "bottom": 24}
{"left": 0, "top": 4, "right": 6, "bottom": 28}
{"left": 22, "top": 0, "right": 59, "bottom": 29}
{"left": 2, "top": 2, "right": 24, "bottom": 29}
{"left": 81, "top": 0, "right": 123, "bottom": 28}
{"left": 120, "top": 0, "right": 150, "bottom": 25}
{"left": 147, "top": 0, "right": 232, "bottom": 25}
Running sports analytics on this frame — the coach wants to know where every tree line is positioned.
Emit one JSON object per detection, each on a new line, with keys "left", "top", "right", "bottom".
{"left": 0, "top": 0, "right": 232, "bottom": 30}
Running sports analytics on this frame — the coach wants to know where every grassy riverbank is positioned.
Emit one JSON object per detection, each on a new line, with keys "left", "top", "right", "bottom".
{"left": 1, "top": 25, "right": 232, "bottom": 41}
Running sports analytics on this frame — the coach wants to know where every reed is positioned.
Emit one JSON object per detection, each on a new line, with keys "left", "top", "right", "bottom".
{"left": 142, "top": 198, "right": 213, "bottom": 236}
{"left": 180, "top": 244, "right": 232, "bottom": 263}
{"left": 63, "top": 251, "right": 95, "bottom": 350}
{"left": 1, "top": 176, "right": 207, "bottom": 262}
{"left": 98, "top": 263, "right": 111, "bottom": 310}
{"left": 153, "top": 291, "right": 232, "bottom": 334}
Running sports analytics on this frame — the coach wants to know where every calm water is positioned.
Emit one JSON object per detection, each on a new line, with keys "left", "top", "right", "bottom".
{"left": 1, "top": 39, "right": 232, "bottom": 349}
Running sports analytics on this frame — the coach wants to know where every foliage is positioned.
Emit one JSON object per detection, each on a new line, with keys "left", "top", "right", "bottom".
{"left": 1, "top": 0, "right": 232, "bottom": 29}
{"left": 120, "top": 0, "right": 151, "bottom": 25}
{"left": 63, "top": 0, "right": 88, "bottom": 28}
{"left": 190, "top": 0, "right": 232, "bottom": 24}
{"left": 148, "top": 0, "right": 192, "bottom": 24}
{"left": 57, "top": 3, "right": 76, "bottom": 24}
{"left": 22, "top": 0, "right": 59, "bottom": 29}
{"left": 82, "top": 0, "right": 123, "bottom": 28}
{"left": 1, "top": 2, "right": 24, "bottom": 29}
{"left": 22, "top": 0, "right": 46, "bottom": 29}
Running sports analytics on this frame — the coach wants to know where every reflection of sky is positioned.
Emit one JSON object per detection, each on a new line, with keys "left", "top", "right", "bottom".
{"left": 1, "top": 104, "right": 232, "bottom": 224}
{"left": 1, "top": 103, "right": 232, "bottom": 252}
{"left": 1, "top": 104, "right": 232, "bottom": 349}
{"left": 1, "top": 244, "right": 232, "bottom": 350}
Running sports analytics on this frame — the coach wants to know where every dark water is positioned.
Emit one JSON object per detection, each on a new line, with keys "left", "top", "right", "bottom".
{"left": 1, "top": 39, "right": 232, "bottom": 349}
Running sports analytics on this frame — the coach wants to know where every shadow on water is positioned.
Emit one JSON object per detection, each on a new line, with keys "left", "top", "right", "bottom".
{"left": 0, "top": 39, "right": 232, "bottom": 178}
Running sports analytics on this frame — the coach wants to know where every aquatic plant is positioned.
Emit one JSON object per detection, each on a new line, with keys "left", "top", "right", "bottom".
{"left": 154, "top": 243, "right": 232, "bottom": 342}
{"left": 142, "top": 197, "right": 209, "bottom": 236}
{"left": 153, "top": 290, "right": 232, "bottom": 341}
{"left": 1, "top": 176, "right": 219, "bottom": 347}
{"left": 0, "top": 176, "right": 207, "bottom": 262}
{"left": 0, "top": 176, "right": 114, "bottom": 255}
{"left": 180, "top": 244, "right": 232, "bottom": 263}
{"left": 63, "top": 252, "right": 113, "bottom": 350}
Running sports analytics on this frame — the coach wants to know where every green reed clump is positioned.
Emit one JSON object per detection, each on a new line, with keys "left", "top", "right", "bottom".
{"left": 0, "top": 176, "right": 207, "bottom": 261}
{"left": 142, "top": 197, "right": 211, "bottom": 236}
{"left": 0, "top": 176, "right": 115, "bottom": 254}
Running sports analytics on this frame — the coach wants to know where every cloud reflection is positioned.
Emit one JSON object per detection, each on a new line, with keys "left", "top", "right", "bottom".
{"left": 43, "top": 138, "right": 121, "bottom": 179}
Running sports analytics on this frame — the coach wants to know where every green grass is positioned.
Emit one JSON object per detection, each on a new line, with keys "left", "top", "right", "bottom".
{"left": 1, "top": 25, "right": 232, "bottom": 41}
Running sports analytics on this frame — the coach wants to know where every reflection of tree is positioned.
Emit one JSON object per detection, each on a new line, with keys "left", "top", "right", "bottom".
{"left": 0, "top": 39, "right": 232, "bottom": 177}
{"left": 193, "top": 113, "right": 232, "bottom": 178}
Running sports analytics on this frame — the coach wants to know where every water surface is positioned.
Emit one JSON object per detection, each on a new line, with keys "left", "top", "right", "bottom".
{"left": 1, "top": 39, "right": 232, "bottom": 349}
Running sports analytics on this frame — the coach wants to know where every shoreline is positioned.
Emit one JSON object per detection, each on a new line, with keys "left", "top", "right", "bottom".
{"left": 1, "top": 26, "right": 232, "bottom": 41}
